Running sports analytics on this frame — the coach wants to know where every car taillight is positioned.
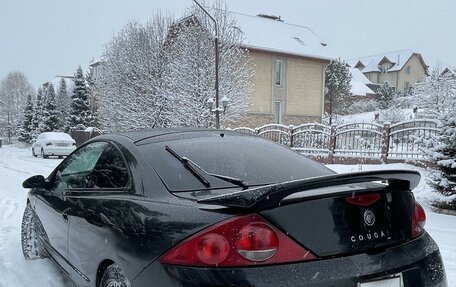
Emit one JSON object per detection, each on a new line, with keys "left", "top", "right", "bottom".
{"left": 412, "top": 201, "right": 426, "bottom": 238}
{"left": 346, "top": 193, "right": 380, "bottom": 207}
{"left": 160, "top": 214, "right": 316, "bottom": 267}
{"left": 46, "top": 142, "right": 52, "bottom": 146}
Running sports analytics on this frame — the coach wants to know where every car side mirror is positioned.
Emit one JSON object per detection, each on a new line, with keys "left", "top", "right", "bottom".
{"left": 23, "top": 175, "right": 46, "bottom": 189}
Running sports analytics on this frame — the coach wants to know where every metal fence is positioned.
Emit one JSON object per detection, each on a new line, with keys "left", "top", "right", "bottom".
{"left": 233, "top": 119, "right": 440, "bottom": 164}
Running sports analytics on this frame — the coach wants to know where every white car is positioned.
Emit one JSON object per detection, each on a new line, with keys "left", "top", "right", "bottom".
{"left": 32, "top": 132, "right": 76, "bottom": 158}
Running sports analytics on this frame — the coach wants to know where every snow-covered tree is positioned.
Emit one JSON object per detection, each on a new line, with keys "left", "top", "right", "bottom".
{"left": 85, "top": 66, "right": 99, "bottom": 128}
{"left": 164, "top": 3, "right": 252, "bottom": 127}
{"left": 69, "top": 66, "right": 92, "bottom": 128}
{"left": 415, "top": 66, "right": 456, "bottom": 209}
{"left": 97, "top": 3, "right": 253, "bottom": 131}
{"left": 428, "top": 114, "right": 456, "bottom": 195}
{"left": 97, "top": 16, "right": 174, "bottom": 131}
{"left": 56, "top": 78, "right": 71, "bottom": 131}
{"left": 31, "top": 87, "right": 44, "bottom": 139}
{"left": 41, "top": 83, "right": 60, "bottom": 132}
{"left": 324, "top": 59, "right": 352, "bottom": 124}
{"left": 413, "top": 66, "right": 456, "bottom": 118}
{"left": 17, "top": 94, "right": 34, "bottom": 143}
{"left": 378, "top": 82, "right": 395, "bottom": 109}
{"left": 0, "top": 71, "right": 34, "bottom": 138}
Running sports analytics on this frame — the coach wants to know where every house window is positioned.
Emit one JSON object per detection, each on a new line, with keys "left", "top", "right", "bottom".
{"left": 274, "top": 101, "right": 282, "bottom": 124}
{"left": 404, "top": 82, "right": 410, "bottom": 92}
{"left": 405, "top": 66, "right": 411, "bottom": 74}
{"left": 274, "top": 60, "right": 282, "bottom": 86}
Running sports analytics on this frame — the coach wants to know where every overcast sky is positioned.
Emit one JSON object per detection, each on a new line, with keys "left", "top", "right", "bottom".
{"left": 1, "top": 0, "right": 455, "bottom": 89}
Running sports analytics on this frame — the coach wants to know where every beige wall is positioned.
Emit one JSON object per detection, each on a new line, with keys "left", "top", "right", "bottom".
{"left": 249, "top": 52, "right": 272, "bottom": 113}
{"left": 246, "top": 50, "right": 327, "bottom": 126}
{"left": 397, "top": 54, "right": 427, "bottom": 92}
{"left": 378, "top": 71, "right": 398, "bottom": 90}
{"left": 287, "top": 56, "right": 325, "bottom": 117}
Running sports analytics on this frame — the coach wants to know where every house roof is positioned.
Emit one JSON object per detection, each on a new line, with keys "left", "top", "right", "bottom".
{"left": 347, "top": 49, "right": 426, "bottom": 73}
{"left": 230, "top": 11, "right": 334, "bottom": 61}
{"left": 349, "top": 68, "right": 375, "bottom": 97}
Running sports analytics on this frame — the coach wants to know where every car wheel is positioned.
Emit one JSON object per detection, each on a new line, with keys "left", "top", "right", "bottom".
{"left": 100, "top": 264, "right": 131, "bottom": 287}
{"left": 41, "top": 149, "right": 48, "bottom": 159}
{"left": 32, "top": 148, "right": 37, "bottom": 157}
{"left": 21, "top": 203, "right": 41, "bottom": 260}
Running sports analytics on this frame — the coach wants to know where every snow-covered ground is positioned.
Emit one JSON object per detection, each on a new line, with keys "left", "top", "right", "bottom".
{"left": 0, "top": 146, "right": 454, "bottom": 286}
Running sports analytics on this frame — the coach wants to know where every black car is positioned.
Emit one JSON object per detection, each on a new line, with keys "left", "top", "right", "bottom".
{"left": 21, "top": 129, "right": 447, "bottom": 287}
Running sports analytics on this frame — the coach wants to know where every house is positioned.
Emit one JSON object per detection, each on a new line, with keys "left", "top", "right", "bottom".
{"left": 229, "top": 12, "right": 334, "bottom": 126}
{"left": 349, "top": 68, "right": 376, "bottom": 99}
{"left": 347, "top": 50, "right": 428, "bottom": 94}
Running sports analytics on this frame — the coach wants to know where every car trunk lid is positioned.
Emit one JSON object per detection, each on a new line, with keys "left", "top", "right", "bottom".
{"left": 198, "top": 170, "right": 420, "bottom": 257}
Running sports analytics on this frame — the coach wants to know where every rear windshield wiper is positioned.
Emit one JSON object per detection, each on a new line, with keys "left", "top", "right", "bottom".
{"left": 165, "top": 145, "right": 249, "bottom": 190}
{"left": 165, "top": 145, "right": 210, "bottom": 188}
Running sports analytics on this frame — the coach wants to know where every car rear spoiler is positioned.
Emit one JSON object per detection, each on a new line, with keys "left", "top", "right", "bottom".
{"left": 197, "top": 170, "right": 421, "bottom": 210}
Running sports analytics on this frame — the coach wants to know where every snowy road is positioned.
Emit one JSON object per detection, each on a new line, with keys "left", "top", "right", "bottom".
{"left": 0, "top": 146, "right": 454, "bottom": 286}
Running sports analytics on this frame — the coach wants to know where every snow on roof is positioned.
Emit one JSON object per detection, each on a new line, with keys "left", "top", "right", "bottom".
{"left": 230, "top": 11, "right": 335, "bottom": 61}
{"left": 351, "top": 81, "right": 375, "bottom": 97}
{"left": 347, "top": 49, "right": 416, "bottom": 73}
{"left": 349, "top": 68, "right": 375, "bottom": 97}
{"left": 350, "top": 68, "right": 371, "bottom": 84}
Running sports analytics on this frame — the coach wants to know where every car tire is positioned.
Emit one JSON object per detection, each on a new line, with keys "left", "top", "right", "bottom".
{"left": 100, "top": 264, "right": 131, "bottom": 287}
{"left": 41, "top": 149, "right": 48, "bottom": 159}
{"left": 21, "top": 203, "right": 42, "bottom": 260}
{"left": 32, "top": 148, "right": 37, "bottom": 157}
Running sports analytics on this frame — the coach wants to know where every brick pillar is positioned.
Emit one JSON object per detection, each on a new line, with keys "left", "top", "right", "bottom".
{"left": 328, "top": 124, "right": 337, "bottom": 164}
{"left": 381, "top": 122, "right": 391, "bottom": 164}
{"left": 289, "top": 125, "right": 294, "bottom": 147}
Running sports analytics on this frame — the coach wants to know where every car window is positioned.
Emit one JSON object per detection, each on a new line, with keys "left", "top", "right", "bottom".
{"left": 139, "top": 134, "right": 333, "bottom": 192}
{"left": 52, "top": 141, "right": 129, "bottom": 189}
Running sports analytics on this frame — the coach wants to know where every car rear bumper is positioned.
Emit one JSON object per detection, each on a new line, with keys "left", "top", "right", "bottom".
{"left": 43, "top": 146, "right": 76, "bottom": 156}
{"left": 132, "top": 232, "right": 447, "bottom": 287}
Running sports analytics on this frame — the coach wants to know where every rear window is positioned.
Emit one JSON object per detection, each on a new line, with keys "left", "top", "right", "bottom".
{"left": 139, "top": 133, "right": 333, "bottom": 192}
{"left": 40, "top": 132, "right": 72, "bottom": 140}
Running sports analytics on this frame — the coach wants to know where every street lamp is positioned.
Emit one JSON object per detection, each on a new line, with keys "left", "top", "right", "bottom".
{"left": 206, "top": 96, "right": 230, "bottom": 113}
{"left": 193, "top": 0, "right": 223, "bottom": 129}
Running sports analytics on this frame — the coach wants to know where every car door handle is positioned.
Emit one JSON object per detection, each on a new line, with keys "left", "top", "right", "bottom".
{"left": 62, "top": 211, "right": 69, "bottom": 222}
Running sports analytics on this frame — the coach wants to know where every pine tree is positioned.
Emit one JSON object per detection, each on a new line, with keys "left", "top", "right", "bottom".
{"left": 17, "top": 94, "right": 34, "bottom": 143}
{"left": 41, "top": 83, "right": 60, "bottom": 132}
{"left": 378, "top": 82, "right": 395, "bottom": 109}
{"left": 418, "top": 67, "right": 456, "bottom": 209}
{"left": 56, "top": 78, "right": 70, "bottom": 131}
{"left": 31, "top": 87, "right": 44, "bottom": 139}
{"left": 430, "top": 112, "right": 456, "bottom": 200}
{"left": 85, "top": 67, "right": 99, "bottom": 127}
{"left": 324, "top": 59, "right": 352, "bottom": 125}
{"left": 69, "top": 66, "right": 92, "bottom": 128}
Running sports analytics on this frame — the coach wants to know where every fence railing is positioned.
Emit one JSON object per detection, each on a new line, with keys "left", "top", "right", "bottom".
{"left": 233, "top": 119, "right": 440, "bottom": 164}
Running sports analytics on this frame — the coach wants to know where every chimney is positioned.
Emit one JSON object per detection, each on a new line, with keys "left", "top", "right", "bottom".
{"left": 257, "top": 14, "right": 283, "bottom": 22}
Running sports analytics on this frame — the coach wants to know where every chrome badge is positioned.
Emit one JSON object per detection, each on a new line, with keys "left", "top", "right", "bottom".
{"left": 364, "top": 210, "right": 375, "bottom": 226}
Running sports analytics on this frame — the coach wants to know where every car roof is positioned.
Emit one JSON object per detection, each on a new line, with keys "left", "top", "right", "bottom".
{"left": 115, "top": 128, "right": 237, "bottom": 144}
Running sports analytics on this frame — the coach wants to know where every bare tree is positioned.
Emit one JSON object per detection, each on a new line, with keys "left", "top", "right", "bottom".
{"left": 97, "top": 15, "right": 174, "bottom": 132}
{"left": 96, "top": 2, "right": 253, "bottom": 131}
{"left": 164, "top": 1, "right": 253, "bottom": 127}
{"left": 413, "top": 66, "right": 456, "bottom": 118}
{"left": 0, "top": 71, "right": 34, "bottom": 141}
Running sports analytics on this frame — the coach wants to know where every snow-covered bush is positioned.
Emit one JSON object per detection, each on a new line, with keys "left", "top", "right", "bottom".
{"left": 347, "top": 99, "right": 379, "bottom": 114}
